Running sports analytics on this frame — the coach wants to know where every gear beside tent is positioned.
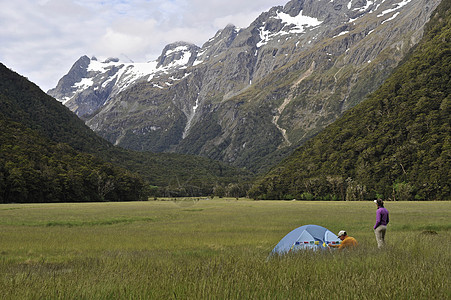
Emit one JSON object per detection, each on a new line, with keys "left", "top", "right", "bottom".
{"left": 270, "top": 224, "right": 340, "bottom": 255}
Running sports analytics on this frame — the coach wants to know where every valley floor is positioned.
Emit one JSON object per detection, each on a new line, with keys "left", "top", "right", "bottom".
{"left": 1, "top": 199, "right": 449, "bottom": 299}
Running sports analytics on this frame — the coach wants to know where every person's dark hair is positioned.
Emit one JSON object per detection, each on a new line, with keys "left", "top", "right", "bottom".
{"left": 376, "top": 199, "right": 384, "bottom": 207}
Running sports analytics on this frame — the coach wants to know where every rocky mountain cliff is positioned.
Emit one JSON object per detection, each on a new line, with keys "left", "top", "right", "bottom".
{"left": 49, "top": 0, "right": 442, "bottom": 173}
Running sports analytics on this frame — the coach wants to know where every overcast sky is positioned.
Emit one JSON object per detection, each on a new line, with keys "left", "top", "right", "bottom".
{"left": 0, "top": 0, "right": 288, "bottom": 91}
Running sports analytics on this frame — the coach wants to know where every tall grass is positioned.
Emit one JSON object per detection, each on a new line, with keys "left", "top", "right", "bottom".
{"left": 0, "top": 200, "right": 449, "bottom": 299}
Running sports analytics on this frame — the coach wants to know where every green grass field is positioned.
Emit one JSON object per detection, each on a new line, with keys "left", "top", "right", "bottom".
{"left": 0, "top": 199, "right": 450, "bottom": 299}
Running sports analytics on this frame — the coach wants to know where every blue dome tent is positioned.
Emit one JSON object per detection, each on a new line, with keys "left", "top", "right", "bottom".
{"left": 271, "top": 224, "right": 340, "bottom": 255}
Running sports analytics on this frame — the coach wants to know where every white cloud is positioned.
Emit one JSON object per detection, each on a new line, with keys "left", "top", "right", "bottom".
{"left": 0, "top": 0, "right": 286, "bottom": 91}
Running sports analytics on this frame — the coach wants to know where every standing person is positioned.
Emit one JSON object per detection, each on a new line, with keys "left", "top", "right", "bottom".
{"left": 374, "top": 199, "right": 389, "bottom": 248}
{"left": 328, "top": 230, "right": 358, "bottom": 250}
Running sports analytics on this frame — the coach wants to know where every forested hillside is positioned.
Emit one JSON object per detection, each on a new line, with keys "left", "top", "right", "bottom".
{"left": 0, "top": 64, "right": 251, "bottom": 202}
{"left": 0, "top": 118, "right": 146, "bottom": 203}
{"left": 249, "top": 0, "right": 450, "bottom": 201}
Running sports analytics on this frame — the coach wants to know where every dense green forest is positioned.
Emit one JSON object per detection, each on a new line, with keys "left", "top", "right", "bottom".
{"left": 0, "top": 119, "right": 146, "bottom": 203}
{"left": 250, "top": 1, "right": 450, "bottom": 201}
{"left": 0, "top": 64, "right": 251, "bottom": 203}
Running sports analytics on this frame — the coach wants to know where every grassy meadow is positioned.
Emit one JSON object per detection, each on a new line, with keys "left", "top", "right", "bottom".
{"left": 0, "top": 199, "right": 449, "bottom": 299}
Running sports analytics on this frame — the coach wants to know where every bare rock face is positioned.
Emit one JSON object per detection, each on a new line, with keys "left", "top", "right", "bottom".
{"left": 49, "top": 0, "right": 442, "bottom": 172}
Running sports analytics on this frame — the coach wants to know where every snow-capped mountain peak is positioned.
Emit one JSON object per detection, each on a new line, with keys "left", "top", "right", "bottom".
{"left": 48, "top": 42, "right": 199, "bottom": 116}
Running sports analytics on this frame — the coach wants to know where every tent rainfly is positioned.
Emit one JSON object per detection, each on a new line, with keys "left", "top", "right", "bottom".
{"left": 270, "top": 224, "right": 340, "bottom": 255}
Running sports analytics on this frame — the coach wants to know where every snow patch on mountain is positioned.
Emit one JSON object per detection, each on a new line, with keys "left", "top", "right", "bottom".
{"left": 165, "top": 45, "right": 189, "bottom": 56}
{"left": 333, "top": 30, "right": 350, "bottom": 38}
{"left": 258, "top": 10, "right": 322, "bottom": 48}
{"left": 354, "top": 0, "right": 374, "bottom": 12}
{"left": 73, "top": 78, "right": 93, "bottom": 92}
{"left": 164, "top": 50, "right": 191, "bottom": 69}
{"left": 382, "top": 12, "right": 400, "bottom": 24}
{"left": 182, "top": 97, "right": 200, "bottom": 139}
{"left": 378, "top": 0, "right": 412, "bottom": 17}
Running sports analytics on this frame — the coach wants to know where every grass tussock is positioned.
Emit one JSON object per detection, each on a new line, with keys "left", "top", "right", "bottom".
{"left": 0, "top": 200, "right": 449, "bottom": 299}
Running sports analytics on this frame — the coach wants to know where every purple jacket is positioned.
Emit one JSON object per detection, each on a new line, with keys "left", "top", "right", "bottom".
{"left": 374, "top": 207, "right": 389, "bottom": 229}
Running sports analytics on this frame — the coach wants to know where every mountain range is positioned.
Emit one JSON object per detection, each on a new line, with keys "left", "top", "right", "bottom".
{"left": 49, "top": 0, "right": 442, "bottom": 173}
